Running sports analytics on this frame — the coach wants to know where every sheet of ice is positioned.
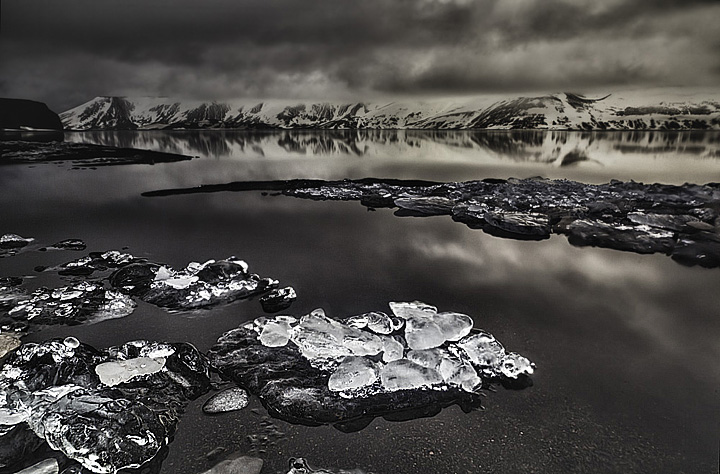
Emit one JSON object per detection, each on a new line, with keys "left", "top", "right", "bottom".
{"left": 95, "top": 356, "right": 167, "bottom": 386}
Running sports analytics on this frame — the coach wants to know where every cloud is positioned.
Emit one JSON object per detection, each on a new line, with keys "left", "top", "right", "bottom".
{"left": 1, "top": 0, "right": 718, "bottom": 111}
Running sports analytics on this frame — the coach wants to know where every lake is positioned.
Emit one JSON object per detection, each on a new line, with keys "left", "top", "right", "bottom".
{"left": 2, "top": 130, "right": 719, "bottom": 473}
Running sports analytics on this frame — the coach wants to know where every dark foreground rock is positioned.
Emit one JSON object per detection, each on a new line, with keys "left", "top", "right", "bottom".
{"left": 0, "top": 338, "right": 211, "bottom": 473}
{"left": 0, "top": 141, "right": 193, "bottom": 168}
{"left": 207, "top": 302, "right": 534, "bottom": 427}
{"left": 144, "top": 177, "right": 720, "bottom": 267}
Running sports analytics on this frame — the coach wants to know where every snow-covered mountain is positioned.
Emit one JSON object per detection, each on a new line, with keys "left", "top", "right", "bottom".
{"left": 60, "top": 89, "right": 720, "bottom": 131}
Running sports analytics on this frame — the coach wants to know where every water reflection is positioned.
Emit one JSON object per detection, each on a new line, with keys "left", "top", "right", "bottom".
{"left": 64, "top": 129, "right": 720, "bottom": 163}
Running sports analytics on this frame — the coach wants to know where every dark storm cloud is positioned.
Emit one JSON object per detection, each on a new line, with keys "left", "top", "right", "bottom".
{"left": 1, "top": 0, "right": 718, "bottom": 111}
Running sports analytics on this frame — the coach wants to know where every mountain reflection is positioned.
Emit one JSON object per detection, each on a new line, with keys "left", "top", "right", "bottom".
{"left": 63, "top": 129, "right": 720, "bottom": 164}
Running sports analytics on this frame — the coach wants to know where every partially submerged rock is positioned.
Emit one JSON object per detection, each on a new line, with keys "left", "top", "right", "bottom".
{"left": 0, "top": 338, "right": 211, "bottom": 473}
{"left": 145, "top": 177, "right": 720, "bottom": 267}
{"left": 39, "top": 239, "right": 87, "bottom": 252}
{"left": 208, "top": 302, "right": 534, "bottom": 426}
{"left": 110, "top": 257, "right": 280, "bottom": 312}
{"left": 0, "top": 141, "right": 193, "bottom": 168}
{"left": 260, "top": 287, "right": 297, "bottom": 313}
{"left": 0, "top": 233, "right": 34, "bottom": 257}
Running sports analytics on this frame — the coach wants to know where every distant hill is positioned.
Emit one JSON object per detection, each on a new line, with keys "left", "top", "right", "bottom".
{"left": 1, "top": 98, "right": 63, "bottom": 131}
{"left": 60, "top": 90, "right": 720, "bottom": 131}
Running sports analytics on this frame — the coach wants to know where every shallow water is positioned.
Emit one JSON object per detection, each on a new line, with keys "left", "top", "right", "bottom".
{"left": 1, "top": 130, "right": 719, "bottom": 473}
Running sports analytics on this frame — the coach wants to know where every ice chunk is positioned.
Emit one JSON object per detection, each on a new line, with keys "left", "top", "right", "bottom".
{"left": 499, "top": 352, "right": 535, "bottom": 378}
{"left": 259, "top": 320, "right": 291, "bottom": 347}
{"left": 379, "top": 359, "right": 442, "bottom": 391}
{"left": 95, "top": 356, "right": 167, "bottom": 386}
{"left": 39, "top": 392, "right": 166, "bottom": 474}
{"left": 289, "top": 310, "right": 382, "bottom": 366}
{"left": 201, "top": 455, "right": 263, "bottom": 474}
{"left": 404, "top": 316, "right": 445, "bottom": 350}
{"left": 458, "top": 332, "right": 506, "bottom": 373}
{"left": 346, "top": 311, "right": 393, "bottom": 335}
{"left": 154, "top": 265, "right": 199, "bottom": 289}
{"left": 63, "top": 336, "right": 80, "bottom": 349}
{"left": 381, "top": 336, "right": 404, "bottom": 363}
{"left": 406, "top": 348, "right": 445, "bottom": 370}
{"left": 203, "top": 387, "right": 249, "bottom": 414}
{"left": 328, "top": 357, "right": 378, "bottom": 392}
{"left": 389, "top": 301, "right": 437, "bottom": 319}
{"left": 434, "top": 311, "right": 473, "bottom": 341}
{"left": 438, "top": 351, "right": 482, "bottom": 392}
{"left": 15, "top": 458, "right": 59, "bottom": 474}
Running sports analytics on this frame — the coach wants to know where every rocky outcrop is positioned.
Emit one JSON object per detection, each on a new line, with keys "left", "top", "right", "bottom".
{"left": 0, "top": 99, "right": 62, "bottom": 131}
{"left": 144, "top": 177, "right": 720, "bottom": 268}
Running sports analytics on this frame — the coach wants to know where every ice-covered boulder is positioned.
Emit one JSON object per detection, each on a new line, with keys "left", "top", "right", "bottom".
{"left": 208, "top": 302, "right": 534, "bottom": 426}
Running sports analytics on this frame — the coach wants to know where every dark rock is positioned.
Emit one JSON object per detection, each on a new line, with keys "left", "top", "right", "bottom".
{"left": 260, "top": 287, "right": 297, "bottom": 313}
{"left": 40, "top": 240, "right": 87, "bottom": 252}
{"left": 0, "top": 99, "right": 62, "bottom": 131}
{"left": 0, "top": 141, "right": 192, "bottom": 168}
{"left": 0, "top": 425, "right": 46, "bottom": 470}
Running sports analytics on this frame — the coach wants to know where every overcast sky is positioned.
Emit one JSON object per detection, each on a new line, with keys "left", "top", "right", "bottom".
{"left": 2, "top": 0, "right": 719, "bottom": 112}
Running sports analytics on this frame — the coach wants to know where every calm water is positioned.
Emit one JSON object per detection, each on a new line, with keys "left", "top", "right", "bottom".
{"left": 2, "top": 130, "right": 719, "bottom": 473}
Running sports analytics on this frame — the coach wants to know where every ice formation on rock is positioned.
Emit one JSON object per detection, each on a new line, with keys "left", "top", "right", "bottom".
{"left": 208, "top": 302, "right": 534, "bottom": 425}
{"left": 202, "top": 387, "right": 249, "bottom": 414}
{"left": 3, "top": 253, "right": 294, "bottom": 334}
{"left": 260, "top": 286, "right": 297, "bottom": 313}
{"left": 110, "top": 257, "right": 280, "bottom": 311}
{"left": 0, "top": 338, "right": 211, "bottom": 473}
{"left": 1, "top": 282, "right": 136, "bottom": 334}
{"left": 0, "top": 234, "right": 34, "bottom": 257}
{"left": 39, "top": 239, "right": 87, "bottom": 252}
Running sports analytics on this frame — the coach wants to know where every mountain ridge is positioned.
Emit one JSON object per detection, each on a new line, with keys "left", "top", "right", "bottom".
{"left": 60, "top": 90, "right": 720, "bottom": 131}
